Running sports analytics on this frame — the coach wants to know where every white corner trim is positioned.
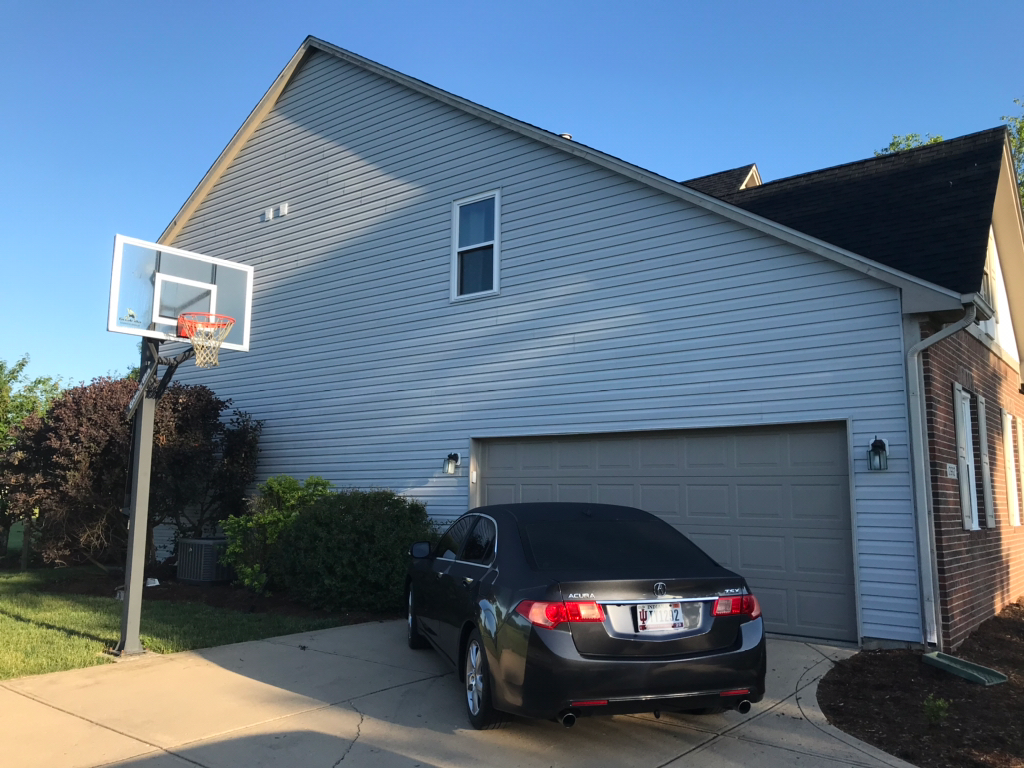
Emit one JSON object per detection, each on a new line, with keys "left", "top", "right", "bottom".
{"left": 964, "top": 323, "right": 1021, "bottom": 373}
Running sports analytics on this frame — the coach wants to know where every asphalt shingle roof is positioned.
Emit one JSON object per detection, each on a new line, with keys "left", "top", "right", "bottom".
{"left": 682, "top": 128, "right": 1007, "bottom": 295}
{"left": 681, "top": 165, "right": 757, "bottom": 197}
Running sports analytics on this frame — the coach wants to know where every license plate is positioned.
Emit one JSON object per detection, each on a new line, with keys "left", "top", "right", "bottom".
{"left": 636, "top": 602, "right": 696, "bottom": 631}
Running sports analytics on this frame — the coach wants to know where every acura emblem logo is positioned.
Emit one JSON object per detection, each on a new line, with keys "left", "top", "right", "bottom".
{"left": 654, "top": 582, "right": 667, "bottom": 596}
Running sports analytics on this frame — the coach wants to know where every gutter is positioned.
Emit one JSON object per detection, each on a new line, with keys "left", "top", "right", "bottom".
{"left": 906, "top": 304, "right": 977, "bottom": 650}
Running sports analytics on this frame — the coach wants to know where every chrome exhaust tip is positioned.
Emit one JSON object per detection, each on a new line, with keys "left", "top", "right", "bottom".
{"left": 560, "top": 711, "right": 577, "bottom": 728}
{"left": 737, "top": 700, "right": 752, "bottom": 715}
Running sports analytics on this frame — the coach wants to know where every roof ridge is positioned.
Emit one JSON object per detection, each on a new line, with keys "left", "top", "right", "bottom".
{"left": 736, "top": 126, "right": 1007, "bottom": 194}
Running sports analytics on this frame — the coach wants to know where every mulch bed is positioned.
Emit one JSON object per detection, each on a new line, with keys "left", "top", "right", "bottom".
{"left": 817, "top": 598, "right": 1024, "bottom": 768}
{"left": 33, "top": 566, "right": 401, "bottom": 625}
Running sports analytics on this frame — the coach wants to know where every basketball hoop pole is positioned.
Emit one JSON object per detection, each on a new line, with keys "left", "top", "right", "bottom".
{"left": 115, "top": 340, "right": 159, "bottom": 655}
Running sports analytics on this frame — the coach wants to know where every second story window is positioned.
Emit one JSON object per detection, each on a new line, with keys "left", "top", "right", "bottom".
{"left": 452, "top": 191, "right": 500, "bottom": 300}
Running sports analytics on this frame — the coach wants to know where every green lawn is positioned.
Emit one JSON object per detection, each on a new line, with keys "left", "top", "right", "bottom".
{"left": 0, "top": 568, "right": 343, "bottom": 680}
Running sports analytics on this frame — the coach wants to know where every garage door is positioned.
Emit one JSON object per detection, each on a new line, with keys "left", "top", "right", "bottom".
{"left": 477, "top": 423, "right": 857, "bottom": 642}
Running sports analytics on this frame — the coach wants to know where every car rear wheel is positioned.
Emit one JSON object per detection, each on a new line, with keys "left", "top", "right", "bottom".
{"left": 464, "top": 629, "right": 505, "bottom": 729}
{"left": 407, "top": 588, "right": 430, "bottom": 650}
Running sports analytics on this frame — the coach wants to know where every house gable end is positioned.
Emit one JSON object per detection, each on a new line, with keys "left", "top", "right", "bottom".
{"left": 159, "top": 36, "right": 958, "bottom": 315}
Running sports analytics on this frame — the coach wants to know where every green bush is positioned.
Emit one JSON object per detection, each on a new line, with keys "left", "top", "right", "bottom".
{"left": 275, "top": 489, "right": 432, "bottom": 612}
{"left": 221, "top": 475, "right": 333, "bottom": 593}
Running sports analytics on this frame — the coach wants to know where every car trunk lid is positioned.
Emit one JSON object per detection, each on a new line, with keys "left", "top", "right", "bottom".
{"left": 558, "top": 577, "right": 749, "bottom": 657}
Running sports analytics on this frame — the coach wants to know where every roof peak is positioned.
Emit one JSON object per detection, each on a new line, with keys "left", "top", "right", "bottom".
{"left": 745, "top": 126, "right": 1007, "bottom": 192}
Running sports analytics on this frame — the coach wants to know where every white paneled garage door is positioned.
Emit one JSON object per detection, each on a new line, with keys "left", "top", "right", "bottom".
{"left": 476, "top": 422, "right": 857, "bottom": 642}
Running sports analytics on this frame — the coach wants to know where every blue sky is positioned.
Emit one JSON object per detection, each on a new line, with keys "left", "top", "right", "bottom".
{"left": 2, "top": 0, "right": 1021, "bottom": 387}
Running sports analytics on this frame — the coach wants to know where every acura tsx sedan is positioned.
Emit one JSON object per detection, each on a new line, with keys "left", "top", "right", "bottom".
{"left": 405, "top": 502, "right": 766, "bottom": 729}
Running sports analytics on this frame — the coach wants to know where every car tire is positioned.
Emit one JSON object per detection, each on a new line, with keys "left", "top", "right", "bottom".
{"left": 407, "top": 587, "right": 430, "bottom": 650}
{"left": 464, "top": 629, "right": 506, "bottom": 730}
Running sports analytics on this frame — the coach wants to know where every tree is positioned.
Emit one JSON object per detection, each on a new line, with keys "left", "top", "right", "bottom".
{"left": 0, "top": 355, "right": 61, "bottom": 450}
{"left": 1001, "top": 98, "right": 1024, "bottom": 206}
{"left": 1, "top": 377, "right": 262, "bottom": 566}
{"left": 0, "top": 355, "right": 61, "bottom": 557}
{"left": 874, "top": 133, "right": 945, "bottom": 156}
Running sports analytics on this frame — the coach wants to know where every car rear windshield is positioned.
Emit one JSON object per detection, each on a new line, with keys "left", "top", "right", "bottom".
{"left": 520, "top": 520, "right": 718, "bottom": 572}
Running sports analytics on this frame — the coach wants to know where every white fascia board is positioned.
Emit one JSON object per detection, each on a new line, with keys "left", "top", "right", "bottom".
{"left": 159, "top": 36, "right": 962, "bottom": 314}
{"left": 158, "top": 41, "right": 315, "bottom": 245}
{"left": 991, "top": 140, "right": 1024, "bottom": 363}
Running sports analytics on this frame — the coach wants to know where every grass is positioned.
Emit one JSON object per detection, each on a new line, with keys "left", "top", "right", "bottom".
{"left": 0, "top": 568, "right": 343, "bottom": 681}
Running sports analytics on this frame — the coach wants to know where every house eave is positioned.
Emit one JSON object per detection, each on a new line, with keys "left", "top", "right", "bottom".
{"left": 156, "top": 35, "right": 966, "bottom": 314}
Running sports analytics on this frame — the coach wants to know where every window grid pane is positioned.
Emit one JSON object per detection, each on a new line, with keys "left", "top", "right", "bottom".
{"left": 458, "top": 198, "right": 495, "bottom": 248}
{"left": 459, "top": 245, "right": 494, "bottom": 295}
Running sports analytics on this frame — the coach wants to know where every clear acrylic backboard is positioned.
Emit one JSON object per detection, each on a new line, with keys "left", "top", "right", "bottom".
{"left": 108, "top": 234, "right": 253, "bottom": 351}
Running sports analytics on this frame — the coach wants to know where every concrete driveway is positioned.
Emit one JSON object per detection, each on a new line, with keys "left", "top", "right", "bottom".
{"left": 0, "top": 621, "right": 913, "bottom": 768}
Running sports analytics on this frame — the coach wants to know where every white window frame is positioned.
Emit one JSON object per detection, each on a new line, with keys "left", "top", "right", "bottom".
{"left": 954, "top": 383, "right": 981, "bottom": 531}
{"left": 1003, "top": 410, "right": 1021, "bottom": 527}
{"left": 450, "top": 190, "right": 501, "bottom": 302}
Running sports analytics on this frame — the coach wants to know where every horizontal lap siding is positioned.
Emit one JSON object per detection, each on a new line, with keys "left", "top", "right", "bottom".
{"left": 171, "top": 51, "right": 920, "bottom": 642}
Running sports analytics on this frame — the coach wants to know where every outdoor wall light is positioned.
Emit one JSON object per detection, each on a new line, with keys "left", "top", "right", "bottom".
{"left": 868, "top": 437, "right": 889, "bottom": 471}
{"left": 442, "top": 452, "right": 461, "bottom": 475}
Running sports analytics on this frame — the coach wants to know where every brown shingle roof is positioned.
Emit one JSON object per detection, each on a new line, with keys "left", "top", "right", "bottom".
{"left": 682, "top": 128, "right": 1007, "bottom": 294}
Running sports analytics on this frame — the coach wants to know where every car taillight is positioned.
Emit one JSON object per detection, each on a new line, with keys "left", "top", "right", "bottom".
{"left": 515, "top": 600, "right": 605, "bottom": 628}
{"left": 712, "top": 594, "right": 761, "bottom": 620}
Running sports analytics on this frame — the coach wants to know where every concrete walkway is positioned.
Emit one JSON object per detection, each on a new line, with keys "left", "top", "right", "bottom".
{"left": 0, "top": 621, "right": 915, "bottom": 768}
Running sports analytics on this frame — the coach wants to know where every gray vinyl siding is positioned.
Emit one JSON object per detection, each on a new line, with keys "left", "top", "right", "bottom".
{"left": 170, "top": 51, "right": 921, "bottom": 642}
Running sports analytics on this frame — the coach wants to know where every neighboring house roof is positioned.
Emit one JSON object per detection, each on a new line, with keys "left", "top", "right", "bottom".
{"left": 681, "top": 164, "right": 761, "bottom": 197}
{"left": 683, "top": 129, "right": 1007, "bottom": 295}
{"left": 160, "top": 36, "right": 961, "bottom": 313}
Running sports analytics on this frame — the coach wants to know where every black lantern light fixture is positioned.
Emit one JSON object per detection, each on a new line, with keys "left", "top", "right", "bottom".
{"left": 868, "top": 436, "right": 888, "bottom": 471}
{"left": 442, "top": 452, "right": 461, "bottom": 475}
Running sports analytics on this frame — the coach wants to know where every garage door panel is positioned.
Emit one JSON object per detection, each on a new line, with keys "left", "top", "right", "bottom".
{"left": 684, "top": 435, "right": 728, "bottom": 467}
{"left": 598, "top": 439, "right": 633, "bottom": 469}
{"left": 737, "top": 484, "right": 784, "bottom": 519}
{"left": 792, "top": 482, "right": 848, "bottom": 520}
{"left": 790, "top": 430, "right": 848, "bottom": 468}
{"left": 640, "top": 437, "right": 679, "bottom": 468}
{"left": 752, "top": 586, "right": 789, "bottom": 632}
{"left": 521, "top": 443, "right": 553, "bottom": 470}
{"left": 521, "top": 484, "right": 553, "bottom": 503}
{"left": 557, "top": 442, "right": 592, "bottom": 470}
{"left": 737, "top": 535, "right": 787, "bottom": 572}
{"left": 685, "top": 532, "right": 733, "bottom": 567}
{"left": 684, "top": 485, "right": 730, "bottom": 518}
{"left": 793, "top": 536, "right": 853, "bottom": 578}
{"left": 596, "top": 484, "right": 636, "bottom": 507}
{"left": 736, "top": 432, "right": 783, "bottom": 467}
{"left": 484, "top": 483, "right": 516, "bottom": 505}
{"left": 478, "top": 423, "right": 856, "bottom": 642}
{"left": 795, "top": 589, "right": 857, "bottom": 634}
{"left": 640, "top": 484, "right": 681, "bottom": 515}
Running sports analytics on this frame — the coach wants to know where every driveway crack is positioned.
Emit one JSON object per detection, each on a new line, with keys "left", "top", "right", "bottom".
{"left": 333, "top": 702, "right": 364, "bottom": 765}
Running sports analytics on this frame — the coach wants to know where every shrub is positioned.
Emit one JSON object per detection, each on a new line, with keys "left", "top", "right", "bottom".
{"left": 923, "top": 693, "right": 951, "bottom": 726}
{"left": 275, "top": 489, "right": 432, "bottom": 612}
{"left": 0, "top": 377, "right": 262, "bottom": 565}
{"left": 222, "top": 475, "right": 333, "bottom": 593}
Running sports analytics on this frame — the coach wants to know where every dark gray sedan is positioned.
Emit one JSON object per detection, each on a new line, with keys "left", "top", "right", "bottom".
{"left": 406, "top": 502, "right": 766, "bottom": 729}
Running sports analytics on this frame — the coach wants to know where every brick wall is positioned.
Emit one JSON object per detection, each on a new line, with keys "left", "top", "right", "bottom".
{"left": 922, "top": 323, "right": 1024, "bottom": 649}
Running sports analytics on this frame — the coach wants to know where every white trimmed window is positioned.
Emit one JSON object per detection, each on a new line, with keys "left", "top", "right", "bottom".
{"left": 954, "top": 383, "right": 994, "bottom": 530}
{"left": 451, "top": 191, "right": 500, "bottom": 301}
{"left": 1002, "top": 410, "right": 1021, "bottom": 527}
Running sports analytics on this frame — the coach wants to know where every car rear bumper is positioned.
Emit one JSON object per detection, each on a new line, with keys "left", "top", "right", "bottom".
{"left": 493, "top": 618, "right": 766, "bottom": 720}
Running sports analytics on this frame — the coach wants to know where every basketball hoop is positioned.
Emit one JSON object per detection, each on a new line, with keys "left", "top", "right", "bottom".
{"left": 177, "top": 313, "right": 235, "bottom": 368}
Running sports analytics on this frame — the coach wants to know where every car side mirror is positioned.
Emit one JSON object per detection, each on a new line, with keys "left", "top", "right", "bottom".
{"left": 410, "top": 541, "right": 432, "bottom": 559}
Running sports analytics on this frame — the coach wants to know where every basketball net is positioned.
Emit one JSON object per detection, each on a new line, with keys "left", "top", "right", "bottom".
{"left": 177, "top": 313, "right": 235, "bottom": 368}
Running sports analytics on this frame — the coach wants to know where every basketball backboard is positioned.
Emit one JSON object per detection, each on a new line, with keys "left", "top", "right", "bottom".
{"left": 108, "top": 234, "right": 253, "bottom": 351}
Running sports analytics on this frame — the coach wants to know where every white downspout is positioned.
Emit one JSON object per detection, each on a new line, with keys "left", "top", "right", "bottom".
{"left": 906, "top": 304, "right": 976, "bottom": 650}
